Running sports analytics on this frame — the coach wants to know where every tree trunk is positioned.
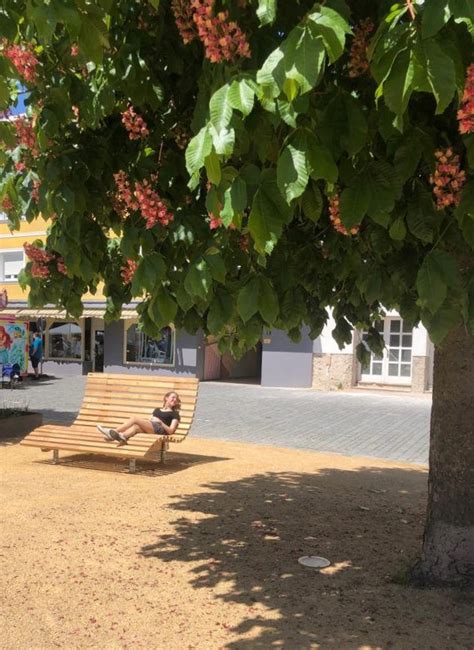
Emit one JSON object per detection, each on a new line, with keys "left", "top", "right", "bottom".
{"left": 416, "top": 324, "right": 474, "bottom": 586}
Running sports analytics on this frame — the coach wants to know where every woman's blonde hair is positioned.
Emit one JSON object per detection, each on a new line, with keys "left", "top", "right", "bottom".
{"left": 163, "top": 391, "right": 181, "bottom": 410}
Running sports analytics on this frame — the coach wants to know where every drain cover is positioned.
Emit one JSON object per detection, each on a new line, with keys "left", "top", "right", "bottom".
{"left": 298, "top": 556, "right": 331, "bottom": 568}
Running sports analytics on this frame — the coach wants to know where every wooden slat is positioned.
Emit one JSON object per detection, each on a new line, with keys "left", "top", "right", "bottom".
{"left": 21, "top": 372, "right": 198, "bottom": 464}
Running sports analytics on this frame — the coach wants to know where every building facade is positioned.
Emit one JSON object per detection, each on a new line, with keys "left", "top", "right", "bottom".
{"left": 0, "top": 215, "right": 434, "bottom": 391}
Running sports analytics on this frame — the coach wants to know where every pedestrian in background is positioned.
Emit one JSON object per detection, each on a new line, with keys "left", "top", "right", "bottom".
{"left": 29, "top": 332, "right": 43, "bottom": 379}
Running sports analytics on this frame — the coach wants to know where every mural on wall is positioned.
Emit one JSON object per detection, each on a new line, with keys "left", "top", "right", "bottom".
{"left": 0, "top": 319, "right": 29, "bottom": 372}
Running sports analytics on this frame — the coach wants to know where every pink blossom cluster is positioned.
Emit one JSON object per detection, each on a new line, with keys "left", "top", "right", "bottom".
{"left": 56, "top": 258, "right": 68, "bottom": 275}
{"left": 121, "top": 259, "right": 138, "bottom": 284}
{"left": 1, "top": 197, "right": 13, "bottom": 212}
{"left": 172, "top": 0, "right": 251, "bottom": 63}
{"left": 328, "top": 195, "right": 359, "bottom": 236}
{"left": 14, "top": 117, "right": 39, "bottom": 157}
{"left": 209, "top": 214, "right": 223, "bottom": 229}
{"left": 121, "top": 106, "right": 149, "bottom": 141}
{"left": 113, "top": 171, "right": 174, "bottom": 229}
{"left": 2, "top": 40, "right": 39, "bottom": 83}
{"left": 134, "top": 178, "right": 174, "bottom": 228}
{"left": 113, "top": 171, "right": 139, "bottom": 215}
{"left": 171, "top": 0, "right": 196, "bottom": 43}
{"left": 457, "top": 63, "right": 474, "bottom": 135}
{"left": 24, "top": 242, "right": 54, "bottom": 279}
{"left": 430, "top": 148, "right": 466, "bottom": 209}
{"left": 239, "top": 234, "right": 250, "bottom": 253}
{"left": 348, "top": 18, "right": 374, "bottom": 78}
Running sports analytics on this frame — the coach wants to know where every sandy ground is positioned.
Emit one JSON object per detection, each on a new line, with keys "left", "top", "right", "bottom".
{"left": 1, "top": 435, "right": 473, "bottom": 650}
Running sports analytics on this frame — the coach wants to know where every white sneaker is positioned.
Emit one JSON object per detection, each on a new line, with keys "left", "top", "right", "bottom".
{"left": 97, "top": 425, "right": 116, "bottom": 441}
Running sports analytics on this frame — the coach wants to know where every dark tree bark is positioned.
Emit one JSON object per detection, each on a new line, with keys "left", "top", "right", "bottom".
{"left": 416, "top": 325, "right": 474, "bottom": 586}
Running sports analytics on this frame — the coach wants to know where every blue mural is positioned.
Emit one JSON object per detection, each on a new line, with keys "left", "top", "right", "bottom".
{"left": 0, "top": 320, "right": 29, "bottom": 372}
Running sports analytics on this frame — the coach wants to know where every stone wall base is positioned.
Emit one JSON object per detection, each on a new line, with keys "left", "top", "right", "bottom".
{"left": 411, "top": 355, "right": 430, "bottom": 392}
{"left": 312, "top": 353, "right": 356, "bottom": 391}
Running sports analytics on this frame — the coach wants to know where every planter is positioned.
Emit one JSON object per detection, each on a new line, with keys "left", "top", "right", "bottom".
{"left": 0, "top": 412, "right": 43, "bottom": 438}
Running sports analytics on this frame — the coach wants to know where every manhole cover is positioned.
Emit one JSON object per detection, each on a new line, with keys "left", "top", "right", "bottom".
{"left": 298, "top": 556, "right": 331, "bottom": 569}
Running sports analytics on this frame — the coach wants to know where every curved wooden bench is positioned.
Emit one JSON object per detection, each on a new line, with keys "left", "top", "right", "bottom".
{"left": 21, "top": 373, "right": 199, "bottom": 472}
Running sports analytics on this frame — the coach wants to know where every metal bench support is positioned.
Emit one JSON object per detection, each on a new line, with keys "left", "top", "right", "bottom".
{"left": 52, "top": 449, "right": 59, "bottom": 464}
{"left": 129, "top": 458, "right": 136, "bottom": 473}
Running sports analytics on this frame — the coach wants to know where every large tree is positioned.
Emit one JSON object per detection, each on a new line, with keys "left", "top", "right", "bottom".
{"left": 0, "top": 0, "right": 473, "bottom": 585}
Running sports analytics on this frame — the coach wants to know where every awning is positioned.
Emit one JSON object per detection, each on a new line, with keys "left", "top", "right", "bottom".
{"left": 0, "top": 307, "right": 138, "bottom": 320}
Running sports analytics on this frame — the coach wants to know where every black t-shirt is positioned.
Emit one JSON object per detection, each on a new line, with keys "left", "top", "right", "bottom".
{"left": 152, "top": 408, "right": 180, "bottom": 426}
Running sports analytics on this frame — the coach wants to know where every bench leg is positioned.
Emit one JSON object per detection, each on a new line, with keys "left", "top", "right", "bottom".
{"left": 129, "top": 459, "right": 136, "bottom": 473}
{"left": 160, "top": 441, "right": 166, "bottom": 464}
{"left": 52, "top": 450, "right": 59, "bottom": 465}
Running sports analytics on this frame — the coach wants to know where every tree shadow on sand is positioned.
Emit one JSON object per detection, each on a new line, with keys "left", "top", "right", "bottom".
{"left": 139, "top": 466, "right": 474, "bottom": 648}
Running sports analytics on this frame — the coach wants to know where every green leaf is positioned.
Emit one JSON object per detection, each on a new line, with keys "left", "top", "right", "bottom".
{"left": 148, "top": 291, "right": 177, "bottom": 328}
{"left": 307, "top": 140, "right": 338, "bottom": 183}
{"left": 237, "top": 277, "right": 259, "bottom": 323}
{"left": 257, "top": 25, "right": 326, "bottom": 98}
{"left": 258, "top": 278, "right": 279, "bottom": 324}
{"left": 248, "top": 170, "right": 292, "bottom": 254}
{"left": 277, "top": 132, "right": 309, "bottom": 203}
{"left": 308, "top": 5, "right": 351, "bottom": 63}
{"left": 221, "top": 176, "right": 247, "bottom": 226}
{"left": 416, "top": 250, "right": 460, "bottom": 313}
{"left": 459, "top": 214, "right": 474, "bottom": 250}
{"left": 210, "top": 84, "right": 233, "bottom": 133}
{"left": 209, "top": 125, "right": 235, "bottom": 156}
{"left": 424, "top": 38, "right": 456, "bottom": 114}
{"left": 341, "top": 94, "right": 368, "bottom": 155}
{"left": 184, "top": 260, "right": 212, "bottom": 301}
{"left": 394, "top": 133, "right": 422, "bottom": 182}
{"left": 383, "top": 49, "right": 414, "bottom": 127}
{"left": 389, "top": 218, "right": 407, "bottom": 240}
{"left": 422, "top": 0, "right": 451, "bottom": 38}
{"left": 0, "top": 122, "right": 15, "bottom": 148}
{"left": 131, "top": 253, "right": 166, "bottom": 296}
{"left": 340, "top": 181, "right": 370, "bottom": 229}
{"left": 421, "top": 303, "right": 462, "bottom": 344}
{"left": 256, "top": 0, "right": 277, "bottom": 26}
{"left": 205, "top": 252, "right": 227, "bottom": 284}
{"left": 449, "top": 0, "right": 472, "bottom": 20}
{"left": 79, "top": 15, "right": 108, "bottom": 65}
{"left": 185, "top": 126, "right": 212, "bottom": 176}
{"left": 407, "top": 187, "right": 438, "bottom": 243}
{"left": 228, "top": 78, "right": 256, "bottom": 116}
{"left": 29, "top": 4, "right": 58, "bottom": 43}
{"left": 207, "top": 289, "right": 234, "bottom": 334}
{"left": 204, "top": 150, "right": 221, "bottom": 186}
{"left": 301, "top": 182, "right": 323, "bottom": 222}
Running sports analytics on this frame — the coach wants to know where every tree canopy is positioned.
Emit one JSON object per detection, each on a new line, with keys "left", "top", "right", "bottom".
{"left": 0, "top": 0, "right": 473, "bottom": 360}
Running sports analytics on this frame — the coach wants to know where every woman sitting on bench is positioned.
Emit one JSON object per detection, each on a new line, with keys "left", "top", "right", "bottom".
{"left": 97, "top": 391, "right": 181, "bottom": 445}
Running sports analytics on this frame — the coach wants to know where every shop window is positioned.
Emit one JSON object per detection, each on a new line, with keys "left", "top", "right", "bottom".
{"left": 47, "top": 321, "right": 82, "bottom": 360}
{"left": 125, "top": 323, "right": 175, "bottom": 366}
{"left": 0, "top": 250, "right": 24, "bottom": 281}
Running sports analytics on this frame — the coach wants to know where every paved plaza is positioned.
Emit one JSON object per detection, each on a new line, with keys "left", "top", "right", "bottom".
{"left": 4, "top": 374, "right": 432, "bottom": 465}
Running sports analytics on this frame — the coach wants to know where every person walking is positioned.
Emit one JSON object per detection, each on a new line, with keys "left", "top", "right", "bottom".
{"left": 29, "top": 332, "right": 43, "bottom": 379}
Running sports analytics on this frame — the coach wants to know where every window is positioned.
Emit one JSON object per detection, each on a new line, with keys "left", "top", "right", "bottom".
{"left": 125, "top": 323, "right": 175, "bottom": 366}
{"left": 46, "top": 321, "right": 83, "bottom": 360}
{"left": 0, "top": 250, "right": 24, "bottom": 282}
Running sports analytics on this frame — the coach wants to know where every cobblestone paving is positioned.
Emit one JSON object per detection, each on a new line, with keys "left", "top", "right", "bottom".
{"left": 6, "top": 374, "right": 431, "bottom": 465}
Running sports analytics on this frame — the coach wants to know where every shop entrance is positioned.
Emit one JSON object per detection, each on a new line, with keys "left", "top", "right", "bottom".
{"left": 203, "top": 337, "right": 262, "bottom": 384}
{"left": 91, "top": 318, "right": 104, "bottom": 372}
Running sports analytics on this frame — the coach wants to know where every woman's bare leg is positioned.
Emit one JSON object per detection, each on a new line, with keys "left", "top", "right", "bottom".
{"left": 117, "top": 418, "right": 155, "bottom": 443}
{"left": 116, "top": 417, "right": 153, "bottom": 434}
